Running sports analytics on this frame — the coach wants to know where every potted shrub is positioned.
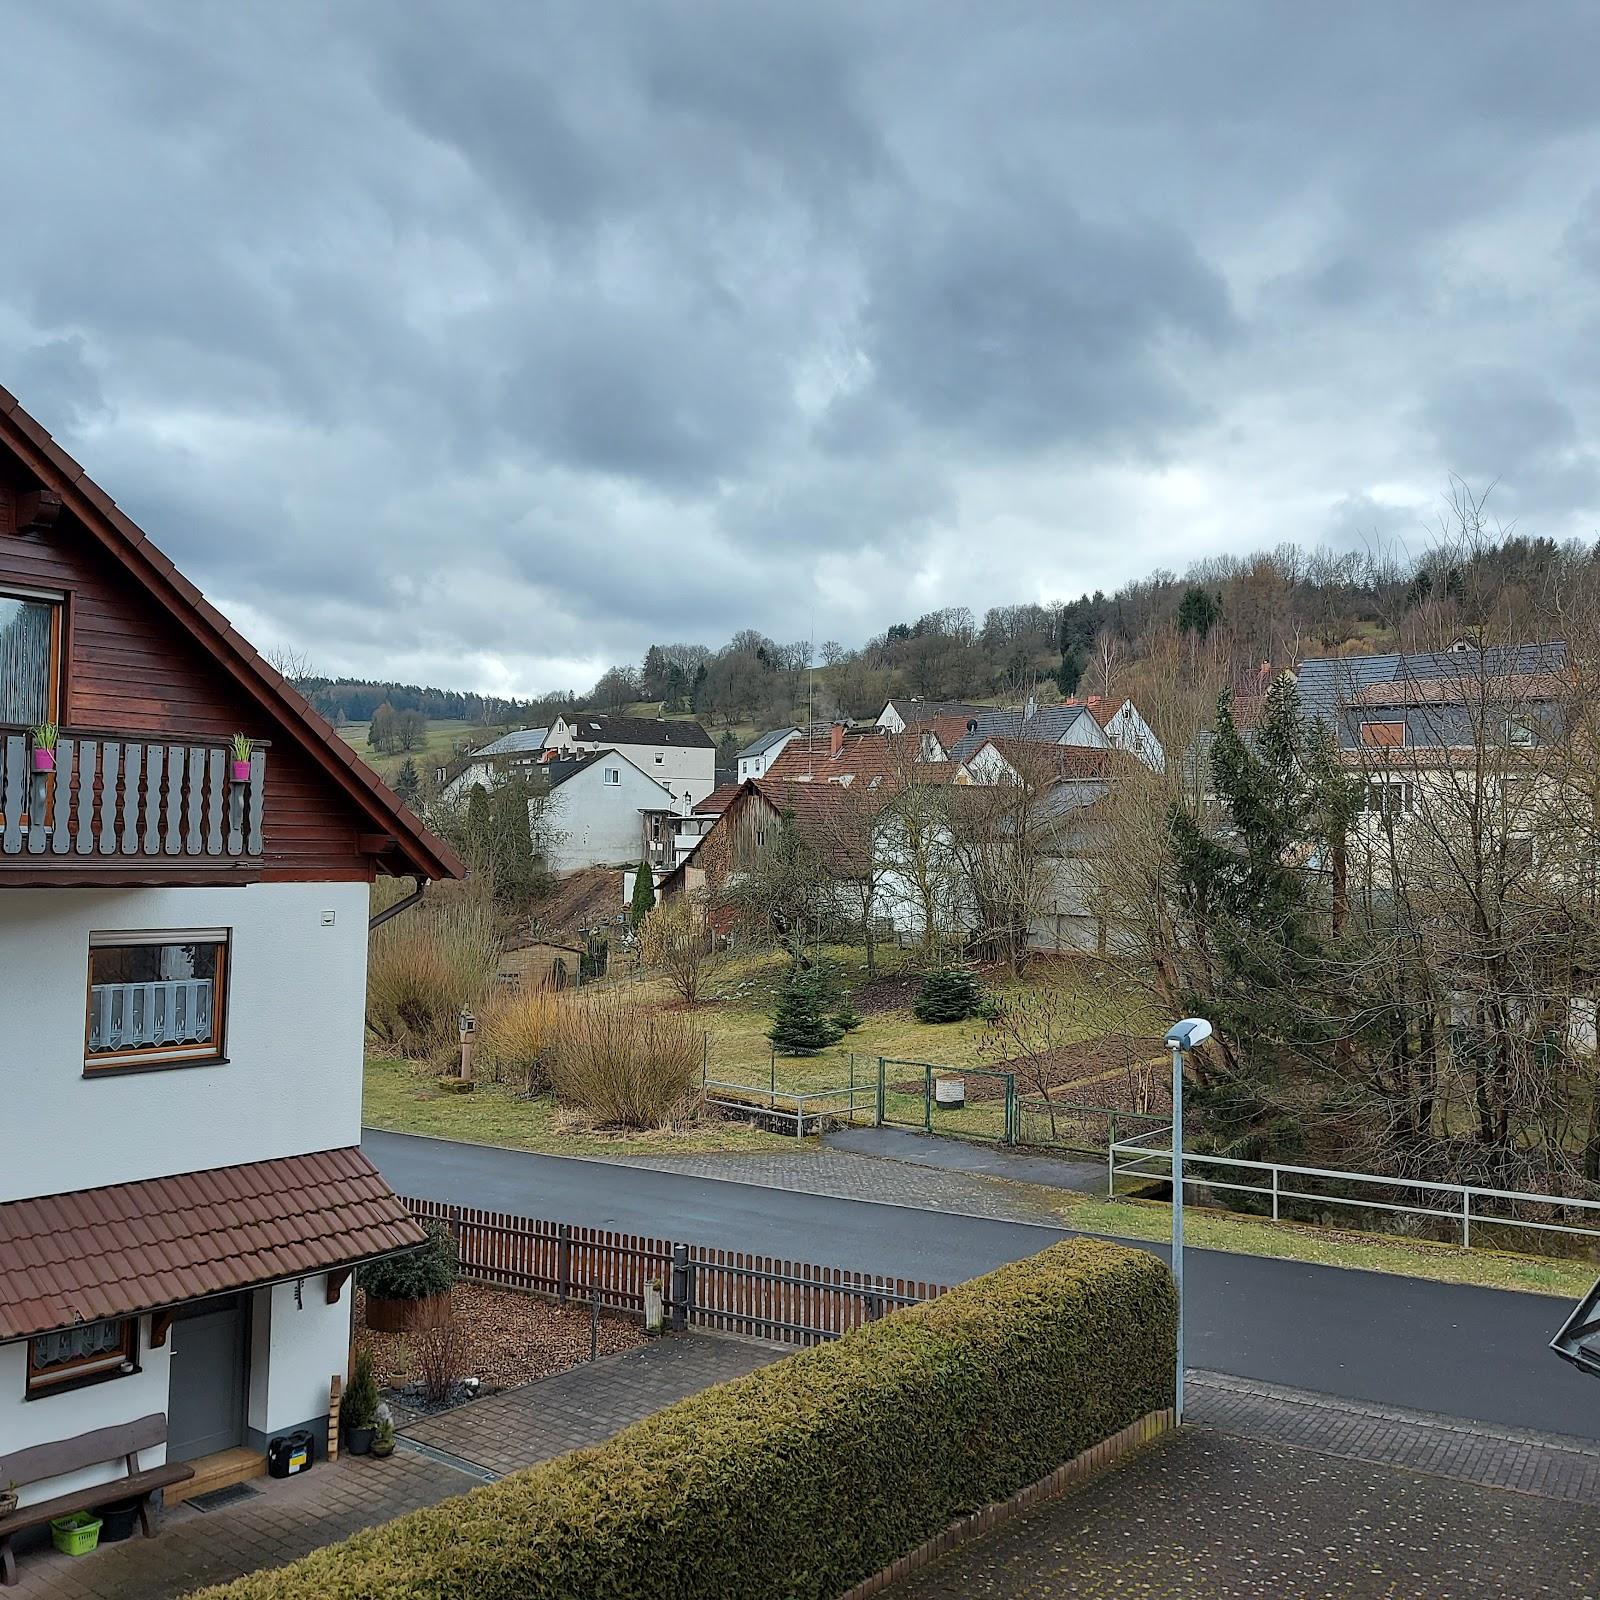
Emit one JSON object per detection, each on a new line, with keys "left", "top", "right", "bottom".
{"left": 29, "top": 724, "right": 57, "bottom": 775}
{"left": 359, "top": 1221, "right": 458, "bottom": 1333}
{"left": 229, "top": 733, "right": 253, "bottom": 784}
{"left": 343, "top": 1346, "right": 379, "bottom": 1455}
{"left": 371, "top": 1405, "right": 396, "bottom": 1460}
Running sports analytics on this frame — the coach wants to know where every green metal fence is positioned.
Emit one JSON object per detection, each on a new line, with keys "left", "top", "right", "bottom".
{"left": 878, "top": 1058, "right": 1020, "bottom": 1144}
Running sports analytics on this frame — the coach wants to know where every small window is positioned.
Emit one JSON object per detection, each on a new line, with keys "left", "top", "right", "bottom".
{"left": 1503, "top": 718, "right": 1535, "bottom": 748}
{"left": 603, "top": 767, "right": 620, "bottom": 786}
{"left": 1363, "top": 781, "right": 1413, "bottom": 816}
{"left": 654, "top": 751, "right": 664, "bottom": 764}
{"left": 1359, "top": 720, "right": 1407, "bottom": 748}
{"left": 27, "top": 1318, "right": 137, "bottom": 1396}
{"left": 755, "top": 827, "right": 767, "bottom": 848}
{"left": 0, "top": 590, "right": 63, "bottom": 726}
{"left": 85, "top": 932, "right": 228, "bottom": 1071}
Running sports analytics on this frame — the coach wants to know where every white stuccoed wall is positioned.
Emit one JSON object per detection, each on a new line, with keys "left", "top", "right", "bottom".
{"left": 0, "top": 879, "right": 370, "bottom": 1203}
{"left": 247, "top": 1275, "right": 351, "bottom": 1443}
{"left": 0, "top": 1317, "right": 172, "bottom": 1505}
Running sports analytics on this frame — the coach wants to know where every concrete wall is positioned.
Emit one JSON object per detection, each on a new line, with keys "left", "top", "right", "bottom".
{"left": 1, "top": 1317, "right": 173, "bottom": 1507}
{"left": 1, "top": 880, "right": 370, "bottom": 1204}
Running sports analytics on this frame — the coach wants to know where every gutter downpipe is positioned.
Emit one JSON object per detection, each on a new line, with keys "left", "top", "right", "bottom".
{"left": 369, "top": 878, "right": 428, "bottom": 931}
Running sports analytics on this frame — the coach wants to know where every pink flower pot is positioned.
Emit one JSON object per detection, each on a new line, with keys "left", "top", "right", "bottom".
{"left": 31, "top": 747, "right": 55, "bottom": 775}
{"left": 231, "top": 759, "right": 252, "bottom": 783}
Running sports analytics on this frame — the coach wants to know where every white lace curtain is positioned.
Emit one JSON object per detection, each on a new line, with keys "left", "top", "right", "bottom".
{"left": 0, "top": 597, "right": 51, "bottom": 725}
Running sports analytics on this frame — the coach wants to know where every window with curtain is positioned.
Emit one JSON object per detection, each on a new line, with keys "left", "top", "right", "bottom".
{"left": 0, "top": 593, "right": 59, "bottom": 726}
{"left": 85, "top": 934, "right": 229, "bottom": 1068}
{"left": 28, "top": 1318, "right": 137, "bottom": 1394}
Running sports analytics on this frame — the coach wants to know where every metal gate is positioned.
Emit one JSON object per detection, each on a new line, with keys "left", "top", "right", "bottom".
{"left": 877, "top": 1058, "right": 1019, "bottom": 1144}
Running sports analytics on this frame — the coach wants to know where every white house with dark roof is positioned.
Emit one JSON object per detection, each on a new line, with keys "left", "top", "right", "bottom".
{"left": 539, "top": 748, "right": 679, "bottom": 874}
{"left": 736, "top": 727, "right": 800, "bottom": 782}
{"left": 545, "top": 713, "right": 716, "bottom": 809}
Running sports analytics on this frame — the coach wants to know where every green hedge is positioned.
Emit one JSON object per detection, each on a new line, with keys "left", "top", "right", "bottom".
{"left": 357, "top": 1221, "right": 458, "bottom": 1301}
{"left": 201, "top": 1238, "right": 1174, "bottom": 1600}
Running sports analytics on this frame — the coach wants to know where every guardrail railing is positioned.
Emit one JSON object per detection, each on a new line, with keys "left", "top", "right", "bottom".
{"left": 1109, "top": 1125, "right": 1600, "bottom": 1249}
{"left": 0, "top": 729, "right": 265, "bottom": 861}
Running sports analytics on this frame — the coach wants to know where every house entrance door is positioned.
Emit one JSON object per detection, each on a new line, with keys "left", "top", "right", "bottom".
{"left": 167, "top": 1295, "right": 248, "bottom": 1461}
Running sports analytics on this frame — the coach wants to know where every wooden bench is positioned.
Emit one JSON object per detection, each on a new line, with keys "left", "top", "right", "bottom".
{"left": 0, "top": 1412, "right": 194, "bottom": 1585}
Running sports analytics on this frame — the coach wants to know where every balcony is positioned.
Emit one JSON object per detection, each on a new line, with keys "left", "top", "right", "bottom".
{"left": 0, "top": 728, "right": 266, "bottom": 885}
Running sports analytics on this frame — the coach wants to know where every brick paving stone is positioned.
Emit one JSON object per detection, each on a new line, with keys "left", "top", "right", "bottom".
{"left": 1187, "top": 1370, "right": 1600, "bottom": 1506}
{"left": 589, "top": 1146, "right": 1069, "bottom": 1222}
{"left": 9, "top": 1451, "right": 473, "bottom": 1600}
{"left": 401, "top": 1333, "right": 784, "bottom": 1477}
{"left": 885, "top": 1429, "right": 1600, "bottom": 1599}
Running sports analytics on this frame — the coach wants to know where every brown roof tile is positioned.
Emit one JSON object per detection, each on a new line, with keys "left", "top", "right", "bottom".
{"left": 0, "top": 1148, "right": 425, "bottom": 1341}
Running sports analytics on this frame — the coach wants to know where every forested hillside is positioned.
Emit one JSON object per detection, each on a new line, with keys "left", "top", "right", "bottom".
{"left": 315, "top": 510, "right": 1600, "bottom": 739}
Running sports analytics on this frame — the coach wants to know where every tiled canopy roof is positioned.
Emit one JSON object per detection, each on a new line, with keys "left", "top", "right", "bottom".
{"left": 0, "top": 1148, "right": 425, "bottom": 1341}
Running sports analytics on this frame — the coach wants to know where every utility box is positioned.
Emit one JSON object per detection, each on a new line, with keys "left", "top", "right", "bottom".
{"left": 1550, "top": 1276, "right": 1600, "bottom": 1378}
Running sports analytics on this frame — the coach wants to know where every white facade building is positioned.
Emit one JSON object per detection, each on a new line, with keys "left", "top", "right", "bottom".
{"left": 736, "top": 727, "right": 800, "bottom": 782}
{"left": 0, "top": 393, "right": 461, "bottom": 1577}
{"left": 545, "top": 713, "right": 716, "bottom": 809}
{"left": 540, "top": 749, "right": 677, "bottom": 874}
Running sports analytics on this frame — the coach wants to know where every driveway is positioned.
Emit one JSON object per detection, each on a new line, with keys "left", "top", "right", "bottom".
{"left": 364, "top": 1128, "right": 1600, "bottom": 1442}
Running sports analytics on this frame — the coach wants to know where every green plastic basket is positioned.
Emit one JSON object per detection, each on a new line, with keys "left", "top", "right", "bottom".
{"left": 50, "top": 1512, "right": 102, "bottom": 1557}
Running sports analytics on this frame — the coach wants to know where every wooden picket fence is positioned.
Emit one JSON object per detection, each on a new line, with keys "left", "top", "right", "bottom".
{"left": 402, "top": 1197, "right": 948, "bottom": 1346}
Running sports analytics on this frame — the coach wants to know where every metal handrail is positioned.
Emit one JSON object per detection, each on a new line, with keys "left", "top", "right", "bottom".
{"left": 1108, "top": 1136, "right": 1600, "bottom": 1247}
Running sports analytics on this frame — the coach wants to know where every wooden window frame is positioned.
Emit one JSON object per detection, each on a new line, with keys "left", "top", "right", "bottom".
{"left": 26, "top": 1317, "right": 139, "bottom": 1398}
{"left": 0, "top": 584, "right": 65, "bottom": 731}
{"left": 83, "top": 929, "right": 231, "bottom": 1075}
{"left": 1359, "top": 720, "right": 1407, "bottom": 749}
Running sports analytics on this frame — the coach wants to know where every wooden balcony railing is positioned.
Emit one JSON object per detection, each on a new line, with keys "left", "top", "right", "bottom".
{"left": 0, "top": 730, "right": 265, "bottom": 862}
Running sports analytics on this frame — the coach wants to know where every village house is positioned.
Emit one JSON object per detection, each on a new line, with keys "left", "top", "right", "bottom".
{"left": 543, "top": 713, "right": 716, "bottom": 809}
{"left": 735, "top": 726, "right": 799, "bottom": 782}
{"left": 435, "top": 725, "right": 547, "bottom": 802}
{"left": 538, "top": 748, "right": 679, "bottom": 875}
{"left": 0, "top": 387, "right": 464, "bottom": 1578}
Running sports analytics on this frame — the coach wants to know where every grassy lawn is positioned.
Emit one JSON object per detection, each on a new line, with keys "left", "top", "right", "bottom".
{"left": 337, "top": 717, "right": 480, "bottom": 783}
{"left": 363, "top": 1055, "right": 795, "bottom": 1157}
{"left": 637, "top": 944, "right": 1161, "bottom": 1095}
{"left": 1053, "top": 1189, "right": 1600, "bottom": 1299}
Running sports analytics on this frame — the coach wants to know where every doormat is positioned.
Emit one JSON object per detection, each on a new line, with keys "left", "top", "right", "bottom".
{"left": 189, "top": 1482, "right": 262, "bottom": 1513}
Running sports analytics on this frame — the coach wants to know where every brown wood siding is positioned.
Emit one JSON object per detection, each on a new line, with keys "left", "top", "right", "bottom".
{"left": 0, "top": 506, "right": 373, "bottom": 882}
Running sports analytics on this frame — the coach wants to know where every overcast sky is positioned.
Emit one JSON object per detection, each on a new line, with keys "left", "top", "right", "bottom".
{"left": 4, "top": 3, "right": 1599, "bottom": 694}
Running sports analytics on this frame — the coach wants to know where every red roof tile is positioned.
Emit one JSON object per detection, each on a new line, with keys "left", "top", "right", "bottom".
{"left": 0, "top": 1149, "right": 425, "bottom": 1341}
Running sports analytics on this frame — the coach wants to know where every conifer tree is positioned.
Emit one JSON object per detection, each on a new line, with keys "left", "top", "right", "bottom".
{"left": 630, "top": 863, "right": 657, "bottom": 925}
{"left": 768, "top": 964, "right": 843, "bottom": 1054}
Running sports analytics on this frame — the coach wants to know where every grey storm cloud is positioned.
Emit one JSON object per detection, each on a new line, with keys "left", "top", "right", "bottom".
{"left": 3, "top": 0, "right": 1600, "bottom": 692}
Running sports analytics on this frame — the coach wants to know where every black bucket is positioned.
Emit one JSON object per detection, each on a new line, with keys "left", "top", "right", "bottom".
{"left": 98, "top": 1499, "right": 142, "bottom": 1543}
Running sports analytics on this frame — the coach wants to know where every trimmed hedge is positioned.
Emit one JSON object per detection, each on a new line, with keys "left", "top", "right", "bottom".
{"left": 199, "top": 1238, "right": 1174, "bottom": 1600}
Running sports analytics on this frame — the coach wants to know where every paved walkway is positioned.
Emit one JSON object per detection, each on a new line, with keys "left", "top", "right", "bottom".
{"left": 586, "top": 1142, "right": 1071, "bottom": 1221}
{"left": 12, "top": 1336, "right": 782, "bottom": 1599}
{"left": 823, "top": 1123, "right": 1107, "bottom": 1190}
{"left": 889, "top": 1376, "right": 1600, "bottom": 1599}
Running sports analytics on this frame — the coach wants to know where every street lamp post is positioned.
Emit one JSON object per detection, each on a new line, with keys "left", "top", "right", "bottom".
{"left": 1163, "top": 1017, "right": 1211, "bottom": 1423}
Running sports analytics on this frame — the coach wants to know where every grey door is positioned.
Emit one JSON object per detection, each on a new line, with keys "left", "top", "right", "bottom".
{"left": 167, "top": 1296, "right": 247, "bottom": 1460}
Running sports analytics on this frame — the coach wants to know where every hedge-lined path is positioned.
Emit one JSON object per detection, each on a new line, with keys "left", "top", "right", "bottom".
{"left": 885, "top": 1424, "right": 1600, "bottom": 1598}
{"left": 399, "top": 1335, "right": 786, "bottom": 1478}
{"left": 6, "top": 1338, "right": 782, "bottom": 1600}
{"left": 366, "top": 1128, "right": 1600, "bottom": 1442}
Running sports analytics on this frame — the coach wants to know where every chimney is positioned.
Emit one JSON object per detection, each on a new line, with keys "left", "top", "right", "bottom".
{"left": 830, "top": 721, "right": 846, "bottom": 758}
{"left": 1024, "top": 694, "right": 1038, "bottom": 722}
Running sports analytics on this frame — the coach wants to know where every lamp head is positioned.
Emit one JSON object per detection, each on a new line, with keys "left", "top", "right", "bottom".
{"left": 1164, "top": 1017, "right": 1212, "bottom": 1051}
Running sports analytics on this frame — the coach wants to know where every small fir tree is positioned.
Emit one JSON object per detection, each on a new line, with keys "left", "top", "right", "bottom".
{"left": 630, "top": 863, "right": 657, "bottom": 925}
{"left": 914, "top": 964, "right": 983, "bottom": 1023}
{"left": 394, "top": 758, "right": 421, "bottom": 806}
{"left": 768, "top": 964, "right": 843, "bottom": 1054}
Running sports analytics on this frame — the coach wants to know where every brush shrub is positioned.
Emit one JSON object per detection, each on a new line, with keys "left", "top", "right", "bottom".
{"left": 548, "top": 990, "right": 702, "bottom": 1127}
{"left": 196, "top": 1238, "right": 1174, "bottom": 1600}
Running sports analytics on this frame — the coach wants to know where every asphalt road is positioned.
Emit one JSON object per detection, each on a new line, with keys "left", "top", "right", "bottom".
{"left": 363, "top": 1128, "right": 1600, "bottom": 1442}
